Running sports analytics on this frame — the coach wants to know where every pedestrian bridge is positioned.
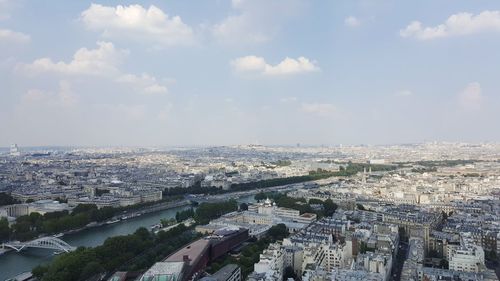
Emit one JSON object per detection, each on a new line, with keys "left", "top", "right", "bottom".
{"left": 2, "top": 237, "right": 76, "bottom": 253}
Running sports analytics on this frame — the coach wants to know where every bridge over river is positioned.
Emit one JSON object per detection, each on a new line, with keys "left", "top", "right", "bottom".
{"left": 2, "top": 236, "right": 76, "bottom": 253}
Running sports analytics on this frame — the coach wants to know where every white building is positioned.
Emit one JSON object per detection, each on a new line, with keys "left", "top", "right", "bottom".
{"left": 253, "top": 242, "right": 285, "bottom": 281}
{"left": 323, "top": 242, "right": 348, "bottom": 271}
{"left": 448, "top": 233, "right": 485, "bottom": 273}
{"left": 10, "top": 144, "right": 20, "bottom": 156}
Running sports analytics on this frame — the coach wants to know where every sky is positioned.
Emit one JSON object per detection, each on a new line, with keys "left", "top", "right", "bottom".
{"left": 1, "top": 0, "right": 500, "bottom": 147}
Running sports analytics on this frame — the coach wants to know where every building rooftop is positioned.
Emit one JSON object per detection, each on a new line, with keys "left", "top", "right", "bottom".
{"left": 140, "top": 262, "right": 185, "bottom": 281}
{"left": 211, "top": 264, "right": 239, "bottom": 281}
{"left": 165, "top": 239, "right": 210, "bottom": 266}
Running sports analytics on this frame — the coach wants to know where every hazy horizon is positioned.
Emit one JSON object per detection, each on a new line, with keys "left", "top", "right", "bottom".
{"left": 2, "top": 0, "right": 500, "bottom": 147}
{"left": 2, "top": 141, "right": 500, "bottom": 151}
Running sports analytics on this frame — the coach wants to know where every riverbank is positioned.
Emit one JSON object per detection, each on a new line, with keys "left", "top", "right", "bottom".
{"left": 57, "top": 199, "right": 192, "bottom": 238}
{"left": 0, "top": 247, "right": 11, "bottom": 255}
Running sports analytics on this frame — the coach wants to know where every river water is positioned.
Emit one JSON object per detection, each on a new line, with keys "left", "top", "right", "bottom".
{"left": 0, "top": 195, "right": 256, "bottom": 280}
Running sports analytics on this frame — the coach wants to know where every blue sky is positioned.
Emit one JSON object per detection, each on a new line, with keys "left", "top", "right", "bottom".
{"left": 1, "top": 0, "right": 499, "bottom": 146}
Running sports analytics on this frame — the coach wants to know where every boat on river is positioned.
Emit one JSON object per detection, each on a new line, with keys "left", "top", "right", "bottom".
{"left": 5, "top": 271, "right": 33, "bottom": 281}
{"left": 106, "top": 219, "right": 121, "bottom": 225}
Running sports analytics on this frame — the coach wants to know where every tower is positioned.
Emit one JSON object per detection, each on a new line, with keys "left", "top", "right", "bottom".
{"left": 10, "top": 144, "right": 20, "bottom": 156}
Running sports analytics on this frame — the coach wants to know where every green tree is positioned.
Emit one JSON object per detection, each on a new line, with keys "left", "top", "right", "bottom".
{"left": 323, "top": 199, "right": 337, "bottom": 217}
{"left": 79, "top": 261, "right": 104, "bottom": 280}
{"left": 72, "top": 204, "right": 98, "bottom": 214}
{"left": 0, "top": 192, "right": 18, "bottom": 206}
{"left": 268, "top": 224, "right": 289, "bottom": 241}
{"left": 240, "top": 203, "right": 249, "bottom": 211}
{"left": 0, "top": 217, "right": 11, "bottom": 242}
{"left": 194, "top": 200, "right": 237, "bottom": 224}
{"left": 175, "top": 208, "right": 194, "bottom": 222}
{"left": 32, "top": 265, "right": 49, "bottom": 279}
{"left": 254, "top": 192, "right": 268, "bottom": 201}
{"left": 308, "top": 198, "right": 324, "bottom": 205}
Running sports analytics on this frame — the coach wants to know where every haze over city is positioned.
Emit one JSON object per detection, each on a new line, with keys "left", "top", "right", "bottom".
{"left": 1, "top": 0, "right": 500, "bottom": 147}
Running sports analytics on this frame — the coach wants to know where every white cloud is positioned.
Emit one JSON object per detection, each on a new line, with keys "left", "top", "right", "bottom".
{"left": 144, "top": 84, "right": 168, "bottom": 95}
{"left": 400, "top": 10, "right": 500, "bottom": 40}
{"left": 22, "top": 89, "right": 48, "bottom": 104}
{"left": 94, "top": 104, "right": 147, "bottom": 121}
{"left": 395, "top": 90, "right": 413, "bottom": 97}
{"left": 0, "top": 28, "right": 30, "bottom": 43}
{"left": 80, "top": 4, "right": 194, "bottom": 46}
{"left": 458, "top": 82, "right": 482, "bottom": 111}
{"left": 22, "top": 81, "right": 78, "bottom": 108}
{"left": 301, "top": 103, "right": 336, "bottom": 117}
{"left": 231, "top": 55, "right": 319, "bottom": 76}
{"left": 116, "top": 73, "right": 168, "bottom": 95}
{"left": 213, "top": 0, "right": 304, "bottom": 45}
{"left": 20, "top": 41, "right": 127, "bottom": 76}
{"left": 344, "top": 16, "right": 361, "bottom": 27}
{"left": 213, "top": 14, "right": 268, "bottom": 44}
{"left": 19, "top": 42, "right": 168, "bottom": 95}
{"left": 280, "top": 97, "right": 298, "bottom": 103}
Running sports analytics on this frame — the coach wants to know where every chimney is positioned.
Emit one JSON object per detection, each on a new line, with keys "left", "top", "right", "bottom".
{"left": 183, "top": 255, "right": 190, "bottom": 262}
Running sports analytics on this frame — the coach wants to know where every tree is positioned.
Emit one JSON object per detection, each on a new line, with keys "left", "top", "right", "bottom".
{"left": 134, "top": 227, "right": 152, "bottom": 241}
{"left": 34, "top": 224, "right": 196, "bottom": 280}
{"left": 308, "top": 198, "right": 324, "bottom": 205}
{"left": 32, "top": 265, "right": 49, "bottom": 279}
{"left": 79, "top": 261, "right": 104, "bottom": 280}
{"left": 0, "top": 192, "right": 18, "bottom": 206}
{"left": 194, "top": 200, "right": 237, "bottom": 224}
{"left": 160, "top": 218, "right": 176, "bottom": 227}
{"left": 175, "top": 208, "right": 194, "bottom": 222}
{"left": 240, "top": 203, "right": 248, "bottom": 211}
{"left": 268, "top": 224, "right": 289, "bottom": 241}
{"left": 323, "top": 199, "right": 337, "bottom": 217}
{"left": 72, "top": 204, "right": 98, "bottom": 214}
{"left": 0, "top": 217, "right": 11, "bottom": 242}
{"left": 254, "top": 192, "right": 268, "bottom": 201}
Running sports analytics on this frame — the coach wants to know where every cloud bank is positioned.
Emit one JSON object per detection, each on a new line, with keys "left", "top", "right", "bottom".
{"left": 401, "top": 10, "right": 500, "bottom": 40}
{"left": 81, "top": 4, "right": 194, "bottom": 46}
{"left": 231, "top": 56, "right": 319, "bottom": 76}
{"left": 0, "top": 28, "right": 30, "bottom": 43}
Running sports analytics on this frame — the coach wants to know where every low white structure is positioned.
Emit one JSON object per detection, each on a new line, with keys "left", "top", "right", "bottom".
{"left": 253, "top": 242, "right": 285, "bottom": 281}
{"left": 448, "top": 233, "right": 485, "bottom": 273}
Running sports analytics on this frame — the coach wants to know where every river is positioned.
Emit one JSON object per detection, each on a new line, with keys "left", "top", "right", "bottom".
{"left": 0, "top": 195, "right": 256, "bottom": 280}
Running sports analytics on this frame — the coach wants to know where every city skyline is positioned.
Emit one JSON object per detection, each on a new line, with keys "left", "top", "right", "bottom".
{"left": 1, "top": 0, "right": 500, "bottom": 147}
